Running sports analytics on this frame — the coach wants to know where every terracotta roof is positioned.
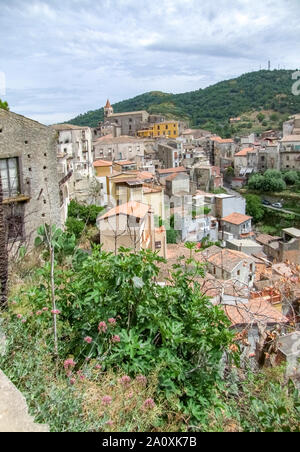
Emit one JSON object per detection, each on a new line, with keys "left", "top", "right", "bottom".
{"left": 204, "top": 248, "right": 254, "bottom": 273}
{"left": 99, "top": 201, "right": 150, "bottom": 220}
{"left": 221, "top": 213, "right": 252, "bottom": 225}
{"left": 281, "top": 135, "right": 300, "bottom": 142}
{"left": 114, "top": 160, "right": 136, "bottom": 166}
{"left": 234, "top": 147, "right": 256, "bottom": 157}
{"left": 105, "top": 99, "right": 112, "bottom": 108}
{"left": 211, "top": 137, "right": 234, "bottom": 144}
{"left": 93, "top": 160, "right": 112, "bottom": 167}
{"left": 157, "top": 166, "right": 187, "bottom": 175}
{"left": 255, "top": 234, "right": 281, "bottom": 246}
{"left": 224, "top": 299, "right": 288, "bottom": 327}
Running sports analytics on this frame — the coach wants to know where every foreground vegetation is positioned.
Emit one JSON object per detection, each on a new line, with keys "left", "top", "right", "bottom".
{"left": 1, "top": 233, "right": 299, "bottom": 432}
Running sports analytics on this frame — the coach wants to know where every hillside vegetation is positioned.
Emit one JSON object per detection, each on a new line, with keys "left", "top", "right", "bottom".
{"left": 67, "top": 70, "right": 300, "bottom": 135}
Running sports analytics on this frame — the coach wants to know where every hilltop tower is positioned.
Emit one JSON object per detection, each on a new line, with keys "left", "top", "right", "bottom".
{"left": 104, "top": 99, "right": 113, "bottom": 118}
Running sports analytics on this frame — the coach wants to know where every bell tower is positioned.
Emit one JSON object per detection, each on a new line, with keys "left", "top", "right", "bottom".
{"left": 104, "top": 99, "right": 113, "bottom": 118}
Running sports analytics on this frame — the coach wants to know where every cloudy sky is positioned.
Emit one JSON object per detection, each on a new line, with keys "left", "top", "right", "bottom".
{"left": 0, "top": 0, "right": 299, "bottom": 124}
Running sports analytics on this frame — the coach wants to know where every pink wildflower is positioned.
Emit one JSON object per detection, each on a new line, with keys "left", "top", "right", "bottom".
{"left": 51, "top": 309, "right": 61, "bottom": 315}
{"left": 108, "top": 318, "right": 116, "bottom": 325}
{"left": 95, "top": 364, "right": 102, "bottom": 370}
{"left": 120, "top": 375, "right": 131, "bottom": 386}
{"left": 84, "top": 336, "right": 93, "bottom": 344}
{"left": 101, "top": 395, "right": 112, "bottom": 406}
{"left": 70, "top": 378, "right": 76, "bottom": 385}
{"left": 248, "top": 353, "right": 256, "bottom": 358}
{"left": 42, "top": 307, "right": 49, "bottom": 312}
{"left": 17, "top": 314, "right": 22, "bottom": 319}
{"left": 64, "top": 358, "right": 76, "bottom": 370}
{"left": 142, "top": 398, "right": 156, "bottom": 411}
{"left": 36, "top": 311, "right": 42, "bottom": 316}
{"left": 21, "top": 319, "right": 27, "bottom": 324}
{"left": 112, "top": 335, "right": 120, "bottom": 344}
{"left": 127, "top": 392, "right": 134, "bottom": 400}
{"left": 106, "top": 420, "right": 114, "bottom": 427}
{"left": 79, "top": 375, "right": 85, "bottom": 381}
{"left": 85, "top": 357, "right": 90, "bottom": 362}
{"left": 98, "top": 321, "right": 107, "bottom": 333}
{"left": 11, "top": 301, "right": 17, "bottom": 305}
{"left": 136, "top": 375, "right": 147, "bottom": 386}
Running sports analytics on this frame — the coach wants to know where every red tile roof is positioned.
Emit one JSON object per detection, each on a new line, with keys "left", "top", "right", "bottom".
{"left": 99, "top": 201, "right": 150, "bottom": 220}
{"left": 157, "top": 166, "right": 187, "bottom": 175}
{"left": 234, "top": 147, "right": 256, "bottom": 157}
{"left": 93, "top": 160, "right": 112, "bottom": 167}
{"left": 224, "top": 299, "right": 288, "bottom": 327}
{"left": 221, "top": 212, "right": 252, "bottom": 225}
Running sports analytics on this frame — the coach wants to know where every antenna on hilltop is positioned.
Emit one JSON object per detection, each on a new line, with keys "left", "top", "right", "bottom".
{"left": 268, "top": 60, "right": 271, "bottom": 71}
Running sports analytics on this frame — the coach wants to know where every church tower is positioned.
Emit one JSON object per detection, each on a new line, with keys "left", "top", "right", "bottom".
{"left": 104, "top": 99, "right": 113, "bottom": 118}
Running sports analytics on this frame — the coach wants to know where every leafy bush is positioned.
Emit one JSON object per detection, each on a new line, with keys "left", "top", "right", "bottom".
{"left": 65, "top": 217, "right": 85, "bottom": 239}
{"left": 9, "top": 247, "right": 235, "bottom": 422}
{"left": 245, "top": 194, "right": 265, "bottom": 222}
{"left": 248, "top": 171, "right": 286, "bottom": 192}
{"left": 68, "top": 200, "right": 104, "bottom": 226}
{"left": 283, "top": 170, "right": 299, "bottom": 185}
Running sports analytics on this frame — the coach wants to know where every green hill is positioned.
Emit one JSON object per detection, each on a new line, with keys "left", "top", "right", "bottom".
{"left": 67, "top": 70, "right": 300, "bottom": 135}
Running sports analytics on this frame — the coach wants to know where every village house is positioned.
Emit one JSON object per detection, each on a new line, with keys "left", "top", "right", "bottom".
{"left": 220, "top": 212, "right": 252, "bottom": 240}
{"left": 93, "top": 160, "right": 113, "bottom": 206}
{"left": 157, "top": 166, "right": 187, "bottom": 185}
{"left": 208, "top": 136, "right": 236, "bottom": 169}
{"left": 51, "top": 124, "right": 94, "bottom": 208}
{"left": 279, "top": 135, "right": 300, "bottom": 171}
{"left": 233, "top": 147, "right": 258, "bottom": 178}
{"left": 137, "top": 120, "right": 181, "bottom": 139}
{"left": 93, "top": 134, "right": 145, "bottom": 163}
{"left": 107, "top": 171, "right": 164, "bottom": 219}
{"left": 191, "top": 165, "right": 223, "bottom": 192}
{"left": 201, "top": 246, "right": 256, "bottom": 287}
{"left": 157, "top": 140, "right": 182, "bottom": 168}
{"left": 96, "top": 201, "right": 166, "bottom": 257}
{"left": 164, "top": 172, "right": 190, "bottom": 198}
{"left": 0, "top": 109, "right": 61, "bottom": 247}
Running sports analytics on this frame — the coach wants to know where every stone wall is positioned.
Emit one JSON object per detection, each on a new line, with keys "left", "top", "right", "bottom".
{"left": 0, "top": 110, "right": 61, "bottom": 247}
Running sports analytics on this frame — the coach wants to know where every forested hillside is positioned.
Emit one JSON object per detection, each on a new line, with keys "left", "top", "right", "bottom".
{"left": 67, "top": 70, "right": 300, "bottom": 135}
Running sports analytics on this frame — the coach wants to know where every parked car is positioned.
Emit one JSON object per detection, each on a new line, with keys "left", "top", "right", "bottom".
{"left": 272, "top": 202, "right": 283, "bottom": 209}
{"left": 262, "top": 199, "right": 271, "bottom": 206}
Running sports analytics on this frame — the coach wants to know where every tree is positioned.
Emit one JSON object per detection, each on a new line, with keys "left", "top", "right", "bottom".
{"left": 257, "top": 113, "right": 265, "bottom": 123}
{"left": 0, "top": 99, "right": 9, "bottom": 111}
{"left": 245, "top": 194, "right": 265, "bottom": 222}
{"left": 283, "top": 170, "right": 298, "bottom": 185}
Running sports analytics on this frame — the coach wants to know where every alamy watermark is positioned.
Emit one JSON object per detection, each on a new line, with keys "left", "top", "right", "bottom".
{"left": 0, "top": 71, "right": 6, "bottom": 97}
{"left": 292, "top": 71, "right": 300, "bottom": 96}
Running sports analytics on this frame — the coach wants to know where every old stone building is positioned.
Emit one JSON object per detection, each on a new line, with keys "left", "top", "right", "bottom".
{"left": 0, "top": 110, "right": 61, "bottom": 247}
{"left": 93, "top": 134, "right": 145, "bottom": 163}
{"left": 102, "top": 100, "right": 149, "bottom": 136}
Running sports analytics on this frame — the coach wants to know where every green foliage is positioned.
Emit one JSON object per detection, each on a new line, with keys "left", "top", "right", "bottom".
{"left": 34, "top": 224, "right": 86, "bottom": 267}
{"left": 66, "top": 70, "right": 300, "bottom": 133}
{"left": 257, "top": 112, "right": 265, "bottom": 123}
{"left": 0, "top": 99, "right": 9, "bottom": 111}
{"left": 68, "top": 200, "right": 104, "bottom": 226}
{"left": 10, "top": 247, "right": 235, "bottom": 421}
{"left": 245, "top": 195, "right": 265, "bottom": 222}
{"left": 65, "top": 217, "right": 85, "bottom": 239}
{"left": 283, "top": 170, "right": 299, "bottom": 185}
{"left": 248, "top": 170, "right": 286, "bottom": 192}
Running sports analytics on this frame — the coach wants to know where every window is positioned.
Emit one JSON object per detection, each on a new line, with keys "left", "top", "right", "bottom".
{"left": 0, "top": 158, "right": 20, "bottom": 199}
{"left": 237, "top": 270, "right": 240, "bottom": 276}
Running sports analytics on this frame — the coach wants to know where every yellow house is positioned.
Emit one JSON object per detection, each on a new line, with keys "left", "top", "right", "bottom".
{"left": 137, "top": 121, "right": 179, "bottom": 139}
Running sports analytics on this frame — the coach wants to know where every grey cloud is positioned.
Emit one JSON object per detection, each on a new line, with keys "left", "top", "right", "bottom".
{"left": 0, "top": 0, "right": 300, "bottom": 123}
